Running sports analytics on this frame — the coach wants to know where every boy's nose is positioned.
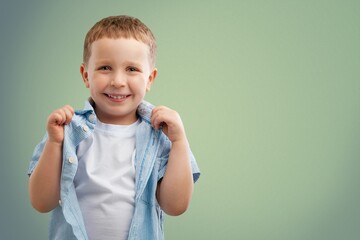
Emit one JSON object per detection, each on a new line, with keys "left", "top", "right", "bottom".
{"left": 111, "top": 74, "right": 126, "bottom": 88}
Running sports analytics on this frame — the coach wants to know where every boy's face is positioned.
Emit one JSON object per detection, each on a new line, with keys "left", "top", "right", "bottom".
{"left": 80, "top": 37, "right": 157, "bottom": 125}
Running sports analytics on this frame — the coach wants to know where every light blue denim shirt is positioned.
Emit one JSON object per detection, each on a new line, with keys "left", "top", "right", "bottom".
{"left": 28, "top": 100, "right": 200, "bottom": 240}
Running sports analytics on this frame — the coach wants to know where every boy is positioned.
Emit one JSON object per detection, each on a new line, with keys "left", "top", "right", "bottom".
{"left": 28, "top": 15, "right": 200, "bottom": 240}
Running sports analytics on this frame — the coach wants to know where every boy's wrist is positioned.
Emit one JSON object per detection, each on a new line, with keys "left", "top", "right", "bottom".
{"left": 46, "top": 139, "right": 63, "bottom": 148}
{"left": 171, "top": 137, "right": 189, "bottom": 148}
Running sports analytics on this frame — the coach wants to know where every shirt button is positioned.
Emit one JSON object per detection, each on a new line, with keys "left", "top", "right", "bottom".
{"left": 82, "top": 125, "right": 89, "bottom": 132}
{"left": 88, "top": 114, "right": 96, "bottom": 122}
{"left": 68, "top": 156, "right": 76, "bottom": 164}
{"left": 59, "top": 199, "right": 62, "bottom": 206}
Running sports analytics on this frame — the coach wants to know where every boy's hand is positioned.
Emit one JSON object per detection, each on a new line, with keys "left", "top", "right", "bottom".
{"left": 46, "top": 105, "right": 74, "bottom": 144}
{"left": 151, "top": 106, "right": 186, "bottom": 143}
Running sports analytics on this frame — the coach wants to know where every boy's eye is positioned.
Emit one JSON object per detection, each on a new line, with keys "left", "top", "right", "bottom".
{"left": 99, "top": 66, "right": 111, "bottom": 71}
{"left": 127, "top": 67, "right": 138, "bottom": 72}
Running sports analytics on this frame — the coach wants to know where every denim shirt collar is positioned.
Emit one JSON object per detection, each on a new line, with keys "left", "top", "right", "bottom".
{"left": 137, "top": 100, "right": 155, "bottom": 123}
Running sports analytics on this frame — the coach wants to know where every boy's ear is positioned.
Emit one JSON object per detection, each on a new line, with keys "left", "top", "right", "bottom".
{"left": 80, "top": 63, "right": 90, "bottom": 88}
{"left": 146, "top": 68, "right": 157, "bottom": 91}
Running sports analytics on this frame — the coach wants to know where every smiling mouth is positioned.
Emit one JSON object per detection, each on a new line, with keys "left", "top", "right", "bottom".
{"left": 105, "top": 94, "right": 130, "bottom": 100}
{"left": 106, "top": 94, "right": 129, "bottom": 99}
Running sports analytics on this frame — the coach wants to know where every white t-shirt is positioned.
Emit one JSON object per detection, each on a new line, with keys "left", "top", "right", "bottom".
{"left": 74, "top": 119, "right": 139, "bottom": 240}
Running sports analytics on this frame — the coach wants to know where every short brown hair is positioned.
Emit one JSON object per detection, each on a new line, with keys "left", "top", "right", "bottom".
{"left": 83, "top": 15, "right": 157, "bottom": 67}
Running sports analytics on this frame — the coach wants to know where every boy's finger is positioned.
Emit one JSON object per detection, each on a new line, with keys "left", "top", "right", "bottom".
{"left": 151, "top": 113, "right": 162, "bottom": 129}
{"left": 63, "top": 107, "right": 74, "bottom": 124}
{"left": 51, "top": 111, "right": 65, "bottom": 126}
{"left": 63, "top": 105, "right": 74, "bottom": 115}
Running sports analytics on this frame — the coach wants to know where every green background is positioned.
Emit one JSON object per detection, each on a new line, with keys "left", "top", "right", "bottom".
{"left": 1, "top": 0, "right": 359, "bottom": 239}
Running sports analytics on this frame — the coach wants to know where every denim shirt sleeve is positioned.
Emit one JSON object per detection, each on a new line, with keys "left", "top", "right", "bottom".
{"left": 28, "top": 132, "right": 49, "bottom": 176}
{"left": 157, "top": 134, "right": 200, "bottom": 183}
{"left": 190, "top": 150, "right": 201, "bottom": 182}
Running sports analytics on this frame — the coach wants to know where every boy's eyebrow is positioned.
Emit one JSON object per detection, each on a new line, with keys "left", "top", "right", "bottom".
{"left": 123, "top": 60, "right": 143, "bottom": 67}
{"left": 94, "top": 59, "right": 112, "bottom": 65}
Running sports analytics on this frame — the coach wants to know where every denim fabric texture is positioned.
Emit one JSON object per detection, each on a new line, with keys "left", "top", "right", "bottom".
{"left": 28, "top": 100, "right": 200, "bottom": 240}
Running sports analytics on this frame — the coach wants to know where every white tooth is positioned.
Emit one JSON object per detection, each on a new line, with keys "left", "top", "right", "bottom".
{"left": 109, "top": 94, "right": 126, "bottom": 99}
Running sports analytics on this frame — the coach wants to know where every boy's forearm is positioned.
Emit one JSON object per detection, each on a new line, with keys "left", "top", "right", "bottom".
{"left": 157, "top": 139, "right": 194, "bottom": 216}
{"left": 29, "top": 140, "right": 62, "bottom": 213}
